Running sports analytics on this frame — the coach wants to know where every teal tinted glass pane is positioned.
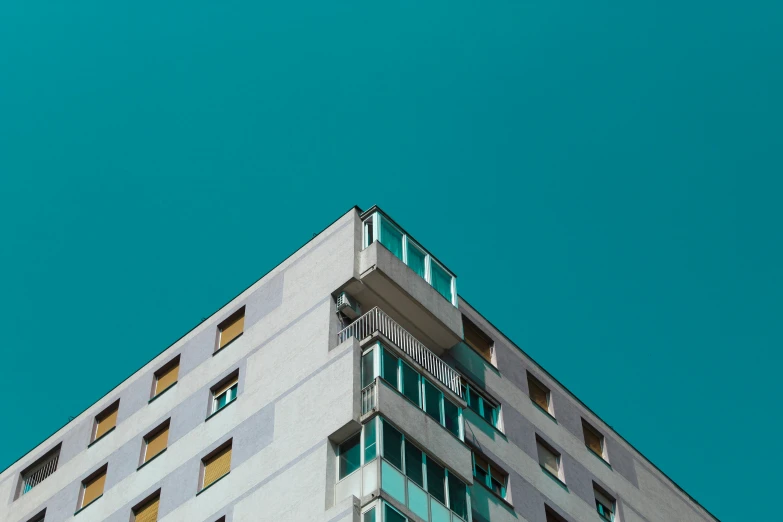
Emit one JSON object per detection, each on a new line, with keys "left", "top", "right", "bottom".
{"left": 363, "top": 507, "right": 376, "bottom": 522}
{"left": 430, "top": 262, "right": 453, "bottom": 302}
{"left": 381, "top": 460, "right": 406, "bottom": 505}
{"left": 217, "top": 393, "right": 227, "bottom": 409}
{"left": 423, "top": 379, "right": 442, "bottom": 423}
{"left": 430, "top": 499, "right": 450, "bottom": 522}
{"left": 404, "top": 441, "right": 424, "bottom": 486}
{"left": 408, "top": 481, "right": 429, "bottom": 520}
{"left": 364, "top": 418, "right": 377, "bottom": 462}
{"left": 381, "top": 349, "right": 399, "bottom": 389}
{"left": 407, "top": 240, "right": 426, "bottom": 278}
{"left": 448, "top": 475, "right": 468, "bottom": 518}
{"left": 380, "top": 217, "right": 403, "bottom": 260}
{"left": 481, "top": 402, "right": 495, "bottom": 426}
{"left": 384, "top": 503, "right": 407, "bottom": 522}
{"left": 383, "top": 421, "right": 404, "bottom": 470}
{"left": 443, "top": 399, "right": 461, "bottom": 438}
{"left": 229, "top": 384, "right": 238, "bottom": 401}
{"left": 339, "top": 434, "right": 361, "bottom": 479}
{"left": 427, "top": 459, "right": 446, "bottom": 503}
{"left": 401, "top": 363, "right": 420, "bottom": 406}
{"left": 362, "top": 350, "right": 375, "bottom": 388}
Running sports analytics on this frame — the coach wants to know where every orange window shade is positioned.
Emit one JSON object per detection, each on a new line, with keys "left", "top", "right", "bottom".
{"left": 202, "top": 445, "right": 232, "bottom": 489}
{"left": 81, "top": 470, "right": 106, "bottom": 507}
{"left": 95, "top": 407, "right": 118, "bottom": 440}
{"left": 219, "top": 311, "right": 245, "bottom": 349}
{"left": 154, "top": 362, "right": 179, "bottom": 396}
{"left": 134, "top": 495, "right": 159, "bottom": 522}
{"left": 584, "top": 424, "right": 603, "bottom": 455}
{"left": 464, "top": 319, "right": 493, "bottom": 362}
{"left": 490, "top": 466, "right": 506, "bottom": 484}
{"left": 528, "top": 378, "right": 549, "bottom": 411}
{"left": 473, "top": 453, "right": 489, "bottom": 471}
{"left": 144, "top": 426, "right": 169, "bottom": 463}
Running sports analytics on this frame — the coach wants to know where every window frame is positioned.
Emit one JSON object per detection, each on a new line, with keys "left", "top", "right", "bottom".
{"left": 462, "top": 315, "right": 496, "bottom": 366}
{"left": 199, "top": 440, "right": 233, "bottom": 492}
{"left": 471, "top": 449, "right": 509, "bottom": 501}
{"left": 461, "top": 381, "right": 503, "bottom": 432}
{"left": 76, "top": 464, "right": 107, "bottom": 512}
{"left": 90, "top": 400, "right": 120, "bottom": 444}
{"left": 536, "top": 437, "right": 564, "bottom": 483}
{"left": 140, "top": 419, "right": 170, "bottom": 466}
{"left": 131, "top": 490, "right": 161, "bottom": 522}
{"left": 209, "top": 371, "right": 239, "bottom": 417}
{"left": 151, "top": 355, "right": 180, "bottom": 399}
{"left": 527, "top": 372, "right": 554, "bottom": 417}
{"left": 582, "top": 419, "right": 608, "bottom": 462}
{"left": 594, "top": 484, "right": 616, "bottom": 522}
{"left": 215, "top": 306, "right": 245, "bottom": 352}
{"left": 337, "top": 433, "right": 362, "bottom": 480}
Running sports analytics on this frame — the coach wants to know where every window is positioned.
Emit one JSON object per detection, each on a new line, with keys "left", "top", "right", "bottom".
{"left": 545, "top": 506, "right": 568, "bottom": 522}
{"left": 462, "top": 382, "right": 502, "bottom": 431}
{"left": 26, "top": 509, "right": 46, "bottom": 522}
{"left": 18, "top": 446, "right": 59, "bottom": 497}
{"left": 594, "top": 485, "right": 616, "bottom": 521}
{"left": 380, "top": 217, "right": 404, "bottom": 260}
{"left": 536, "top": 438, "right": 562, "bottom": 482}
{"left": 401, "top": 362, "right": 420, "bottom": 406}
{"left": 583, "top": 419, "right": 607, "bottom": 460}
{"left": 527, "top": 372, "right": 552, "bottom": 415}
{"left": 338, "top": 434, "right": 361, "bottom": 479}
{"left": 92, "top": 402, "right": 119, "bottom": 443}
{"left": 364, "top": 417, "right": 378, "bottom": 462}
{"left": 383, "top": 420, "right": 404, "bottom": 470}
{"left": 381, "top": 349, "right": 399, "bottom": 389}
{"left": 406, "top": 239, "right": 426, "bottom": 278}
{"left": 443, "top": 399, "right": 461, "bottom": 438}
{"left": 462, "top": 316, "right": 494, "bottom": 364}
{"left": 216, "top": 307, "right": 245, "bottom": 351}
{"left": 362, "top": 506, "right": 377, "bottom": 522}
{"left": 423, "top": 378, "right": 443, "bottom": 423}
{"left": 141, "top": 421, "right": 169, "bottom": 465}
{"left": 132, "top": 492, "right": 160, "bottom": 522}
{"left": 78, "top": 465, "right": 107, "bottom": 510}
{"left": 210, "top": 374, "right": 239, "bottom": 415}
{"left": 201, "top": 442, "right": 232, "bottom": 491}
{"left": 404, "top": 442, "right": 424, "bottom": 487}
{"left": 361, "top": 349, "right": 376, "bottom": 388}
{"left": 472, "top": 451, "right": 508, "bottom": 499}
{"left": 152, "top": 357, "right": 179, "bottom": 398}
{"left": 430, "top": 260, "right": 453, "bottom": 303}
{"left": 384, "top": 503, "right": 407, "bottom": 522}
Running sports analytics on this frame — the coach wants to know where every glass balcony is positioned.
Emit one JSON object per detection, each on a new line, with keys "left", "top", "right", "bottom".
{"left": 362, "top": 208, "right": 458, "bottom": 306}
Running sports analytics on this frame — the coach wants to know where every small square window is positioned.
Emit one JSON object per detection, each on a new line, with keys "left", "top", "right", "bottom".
{"left": 216, "top": 307, "right": 245, "bottom": 351}
{"left": 152, "top": 356, "right": 179, "bottom": 398}
{"left": 141, "top": 420, "right": 170, "bottom": 465}
{"left": 462, "top": 316, "right": 494, "bottom": 365}
{"left": 582, "top": 419, "right": 607, "bottom": 461}
{"left": 78, "top": 465, "right": 107, "bottom": 511}
{"left": 132, "top": 491, "right": 160, "bottom": 522}
{"left": 91, "top": 401, "right": 119, "bottom": 444}
{"left": 210, "top": 372, "right": 239, "bottom": 416}
{"left": 594, "top": 484, "right": 616, "bottom": 521}
{"left": 536, "top": 437, "right": 563, "bottom": 482}
{"left": 527, "top": 373, "right": 552, "bottom": 415}
{"left": 200, "top": 441, "right": 232, "bottom": 491}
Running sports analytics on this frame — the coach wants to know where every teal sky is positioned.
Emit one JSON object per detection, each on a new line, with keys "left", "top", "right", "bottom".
{"left": 1, "top": 1, "right": 780, "bottom": 519}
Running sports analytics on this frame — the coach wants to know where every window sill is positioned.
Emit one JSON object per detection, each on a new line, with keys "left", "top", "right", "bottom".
{"left": 540, "top": 466, "right": 568, "bottom": 491}
{"left": 148, "top": 382, "right": 177, "bottom": 404}
{"left": 197, "top": 472, "right": 230, "bottom": 496}
{"left": 74, "top": 495, "right": 102, "bottom": 516}
{"left": 137, "top": 448, "right": 167, "bottom": 471}
{"left": 213, "top": 333, "right": 243, "bottom": 357}
{"left": 531, "top": 401, "right": 558, "bottom": 424}
{"left": 88, "top": 427, "right": 115, "bottom": 448}
{"left": 474, "top": 478, "right": 514, "bottom": 511}
{"left": 587, "top": 447, "right": 612, "bottom": 469}
{"left": 206, "top": 398, "right": 236, "bottom": 421}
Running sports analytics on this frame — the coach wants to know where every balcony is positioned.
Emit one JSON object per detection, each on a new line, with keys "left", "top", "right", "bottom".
{"left": 18, "top": 447, "right": 59, "bottom": 497}
{"left": 339, "top": 307, "right": 462, "bottom": 397}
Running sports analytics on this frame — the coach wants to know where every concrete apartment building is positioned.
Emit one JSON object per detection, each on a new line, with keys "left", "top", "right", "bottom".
{"left": 0, "top": 206, "right": 718, "bottom": 522}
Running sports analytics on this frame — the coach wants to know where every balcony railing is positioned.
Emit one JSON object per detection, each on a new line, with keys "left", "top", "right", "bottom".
{"left": 339, "top": 307, "right": 462, "bottom": 397}
{"left": 21, "top": 450, "right": 59, "bottom": 495}
{"left": 361, "top": 381, "right": 378, "bottom": 415}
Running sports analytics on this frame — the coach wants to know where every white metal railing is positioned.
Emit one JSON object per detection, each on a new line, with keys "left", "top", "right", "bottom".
{"left": 21, "top": 450, "right": 59, "bottom": 495}
{"left": 339, "top": 307, "right": 462, "bottom": 397}
{"left": 361, "top": 381, "right": 378, "bottom": 414}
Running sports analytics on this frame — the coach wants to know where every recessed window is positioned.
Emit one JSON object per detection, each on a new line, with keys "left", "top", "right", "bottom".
{"left": 536, "top": 438, "right": 563, "bottom": 482}
{"left": 338, "top": 433, "right": 361, "bottom": 479}
{"left": 362, "top": 506, "right": 377, "bottom": 522}
{"left": 25, "top": 509, "right": 46, "bottom": 522}
{"left": 216, "top": 307, "right": 245, "bottom": 351}
{"left": 461, "top": 382, "right": 502, "bottom": 432}
{"left": 152, "top": 357, "right": 179, "bottom": 398}
{"left": 545, "top": 506, "right": 568, "bottom": 522}
{"left": 384, "top": 503, "right": 407, "bottom": 522}
{"left": 18, "top": 446, "right": 60, "bottom": 498}
{"left": 132, "top": 492, "right": 160, "bottom": 522}
{"left": 594, "top": 484, "right": 616, "bottom": 521}
{"left": 78, "top": 465, "right": 107, "bottom": 511}
{"left": 472, "top": 451, "right": 509, "bottom": 500}
{"left": 583, "top": 419, "right": 607, "bottom": 461}
{"left": 462, "top": 316, "right": 494, "bottom": 364}
{"left": 92, "top": 402, "right": 119, "bottom": 443}
{"left": 210, "top": 373, "right": 239, "bottom": 415}
{"left": 527, "top": 373, "right": 552, "bottom": 415}
{"left": 141, "top": 420, "right": 170, "bottom": 465}
{"left": 201, "top": 441, "right": 232, "bottom": 491}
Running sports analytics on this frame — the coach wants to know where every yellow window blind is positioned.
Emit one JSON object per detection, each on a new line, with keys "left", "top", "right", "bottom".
{"left": 144, "top": 425, "right": 169, "bottom": 463}
{"left": 202, "top": 445, "right": 232, "bottom": 489}
{"left": 218, "top": 310, "right": 245, "bottom": 349}
{"left": 134, "top": 495, "right": 159, "bottom": 522}
{"left": 94, "top": 406, "right": 118, "bottom": 440}
{"left": 528, "top": 376, "right": 550, "bottom": 412}
{"left": 583, "top": 423, "right": 604, "bottom": 456}
{"left": 463, "top": 318, "right": 493, "bottom": 363}
{"left": 154, "top": 362, "right": 179, "bottom": 396}
{"left": 81, "top": 469, "right": 106, "bottom": 507}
